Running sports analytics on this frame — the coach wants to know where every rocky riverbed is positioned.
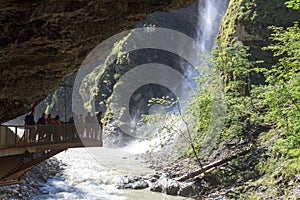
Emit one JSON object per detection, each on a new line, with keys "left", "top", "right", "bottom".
{"left": 115, "top": 139, "right": 300, "bottom": 200}
{"left": 0, "top": 158, "right": 63, "bottom": 200}
{"left": 115, "top": 153, "right": 203, "bottom": 198}
{"left": 114, "top": 138, "right": 263, "bottom": 199}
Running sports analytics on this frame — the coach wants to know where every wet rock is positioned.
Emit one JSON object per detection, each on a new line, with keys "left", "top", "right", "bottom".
{"left": 115, "top": 175, "right": 149, "bottom": 190}
{"left": 132, "top": 180, "right": 149, "bottom": 189}
{"left": 131, "top": 176, "right": 142, "bottom": 182}
{"left": 166, "top": 180, "right": 180, "bottom": 195}
{"left": 150, "top": 181, "right": 163, "bottom": 193}
{"left": 150, "top": 175, "right": 181, "bottom": 195}
{"left": 148, "top": 174, "right": 160, "bottom": 183}
{"left": 115, "top": 176, "right": 130, "bottom": 189}
{"left": 178, "top": 182, "right": 199, "bottom": 197}
{"left": 0, "top": 158, "right": 62, "bottom": 200}
{"left": 124, "top": 183, "right": 134, "bottom": 189}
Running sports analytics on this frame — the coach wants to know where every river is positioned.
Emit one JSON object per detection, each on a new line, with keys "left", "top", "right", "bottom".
{"left": 33, "top": 147, "right": 190, "bottom": 200}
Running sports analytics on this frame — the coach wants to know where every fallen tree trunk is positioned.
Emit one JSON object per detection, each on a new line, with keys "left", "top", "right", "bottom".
{"left": 176, "top": 147, "right": 252, "bottom": 182}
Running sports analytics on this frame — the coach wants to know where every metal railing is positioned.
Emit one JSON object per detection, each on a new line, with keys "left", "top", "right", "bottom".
{"left": 0, "top": 124, "right": 102, "bottom": 150}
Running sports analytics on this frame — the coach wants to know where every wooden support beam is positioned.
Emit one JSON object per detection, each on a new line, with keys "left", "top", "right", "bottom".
{"left": 0, "top": 179, "right": 22, "bottom": 187}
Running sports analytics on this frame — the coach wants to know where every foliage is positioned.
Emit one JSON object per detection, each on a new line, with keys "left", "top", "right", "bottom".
{"left": 261, "top": 23, "right": 300, "bottom": 134}
{"left": 256, "top": 21, "right": 300, "bottom": 180}
{"left": 142, "top": 39, "right": 262, "bottom": 165}
{"left": 184, "top": 1, "right": 299, "bottom": 194}
{"left": 285, "top": 0, "right": 300, "bottom": 9}
{"left": 211, "top": 39, "right": 263, "bottom": 141}
{"left": 141, "top": 39, "right": 261, "bottom": 166}
{"left": 184, "top": 88, "right": 212, "bottom": 156}
{"left": 248, "top": 1, "right": 300, "bottom": 196}
{"left": 143, "top": 96, "right": 204, "bottom": 168}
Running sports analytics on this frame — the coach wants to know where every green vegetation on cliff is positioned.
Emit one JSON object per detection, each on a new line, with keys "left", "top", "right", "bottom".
{"left": 184, "top": 0, "right": 299, "bottom": 198}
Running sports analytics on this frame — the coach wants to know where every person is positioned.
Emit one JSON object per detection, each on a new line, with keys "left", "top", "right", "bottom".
{"left": 47, "top": 114, "right": 57, "bottom": 125}
{"left": 96, "top": 111, "right": 103, "bottom": 140}
{"left": 85, "top": 112, "right": 92, "bottom": 138}
{"left": 71, "top": 112, "right": 78, "bottom": 124}
{"left": 53, "top": 115, "right": 63, "bottom": 142}
{"left": 25, "top": 109, "right": 36, "bottom": 143}
{"left": 37, "top": 113, "right": 47, "bottom": 142}
{"left": 77, "top": 114, "right": 85, "bottom": 138}
{"left": 97, "top": 111, "right": 103, "bottom": 127}
{"left": 26, "top": 109, "right": 36, "bottom": 126}
{"left": 54, "top": 115, "right": 61, "bottom": 125}
{"left": 47, "top": 114, "right": 57, "bottom": 142}
{"left": 67, "top": 116, "right": 74, "bottom": 124}
{"left": 91, "top": 114, "right": 99, "bottom": 139}
{"left": 66, "top": 113, "right": 78, "bottom": 141}
{"left": 37, "top": 113, "right": 47, "bottom": 125}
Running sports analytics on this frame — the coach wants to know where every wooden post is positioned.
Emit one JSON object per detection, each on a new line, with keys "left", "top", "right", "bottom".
{"left": 15, "top": 126, "right": 17, "bottom": 147}
{"left": 5, "top": 127, "right": 8, "bottom": 148}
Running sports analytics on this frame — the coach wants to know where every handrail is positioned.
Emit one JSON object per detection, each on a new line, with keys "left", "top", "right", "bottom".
{"left": 0, "top": 124, "right": 102, "bottom": 150}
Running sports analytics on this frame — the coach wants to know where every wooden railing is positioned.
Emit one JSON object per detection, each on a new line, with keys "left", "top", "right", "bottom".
{"left": 0, "top": 124, "right": 102, "bottom": 150}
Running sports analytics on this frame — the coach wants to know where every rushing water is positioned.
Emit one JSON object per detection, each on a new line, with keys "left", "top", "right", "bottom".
{"left": 197, "top": 0, "right": 229, "bottom": 54}
{"left": 34, "top": 148, "right": 190, "bottom": 200}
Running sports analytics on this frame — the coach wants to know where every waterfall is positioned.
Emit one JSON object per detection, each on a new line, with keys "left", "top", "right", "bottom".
{"left": 197, "top": 0, "right": 229, "bottom": 54}
{"left": 119, "top": 0, "right": 229, "bottom": 155}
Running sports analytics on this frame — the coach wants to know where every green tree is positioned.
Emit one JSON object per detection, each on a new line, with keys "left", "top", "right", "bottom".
{"left": 254, "top": 0, "right": 300, "bottom": 187}
{"left": 211, "top": 39, "right": 262, "bottom": 141}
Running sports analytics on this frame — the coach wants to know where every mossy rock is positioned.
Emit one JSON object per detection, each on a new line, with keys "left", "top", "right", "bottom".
{"left": 219, "top": 0, "right": 300, "bottom": 71}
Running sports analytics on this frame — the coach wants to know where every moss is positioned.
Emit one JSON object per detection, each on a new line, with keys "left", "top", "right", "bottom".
{"left": 219, "top": 0, "right": 300, "bottom": 72}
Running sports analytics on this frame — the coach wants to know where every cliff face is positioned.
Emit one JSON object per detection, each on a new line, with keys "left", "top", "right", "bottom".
{"left": 0, "top": 0, "right": 195, "bottom": 123}
{"left": 219, "top": 0, "right": 300, "bottom": 67}
{"left": 2, "top": 0, "right": 298, "bottom": 124}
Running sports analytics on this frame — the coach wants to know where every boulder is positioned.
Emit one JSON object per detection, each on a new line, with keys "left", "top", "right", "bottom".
{"left": 178, "top": 182, "right": 199, "bottom": 197}
{"left": 132, "top": 180, "right": 149, "bottom": 190}
{"left": 150, "top": 181, "right": 163, "bottom": 193}
{"left": 166, "top": 180, "right": 180, "bottom": 195}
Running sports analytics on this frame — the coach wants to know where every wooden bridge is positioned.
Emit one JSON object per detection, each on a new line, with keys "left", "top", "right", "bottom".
{"left": 0, "top": 124, "right": 102, "bottom": 185}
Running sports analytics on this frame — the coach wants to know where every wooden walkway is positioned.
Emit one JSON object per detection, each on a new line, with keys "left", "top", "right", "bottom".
{"left": 0, "top": 124, "right": 102, "bottom": 184}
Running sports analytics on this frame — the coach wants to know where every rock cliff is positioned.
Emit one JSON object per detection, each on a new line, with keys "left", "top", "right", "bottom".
{"left": 219, "top": 0, "right": 300, "bottom": 68}
{"left": 2, "top": 0, "right": 299, "bottom": 123}
{"left": 0, "top": 0, "right": 195, "bottom": 123}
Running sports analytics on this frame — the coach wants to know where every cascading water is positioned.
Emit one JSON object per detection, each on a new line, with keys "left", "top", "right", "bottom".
{"left": 33, "top": 1, "right": 229, "bottom": 199}
{"left": 198, "top": 0, "right": 229, "bottom": 54}
{"left": 122, "top": 0, "right": 229, "bottom": 156}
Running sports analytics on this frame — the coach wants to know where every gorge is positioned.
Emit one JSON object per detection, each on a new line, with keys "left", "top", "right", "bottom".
{"left": 1, "top": 0, "right": 300, "bottom": 199}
